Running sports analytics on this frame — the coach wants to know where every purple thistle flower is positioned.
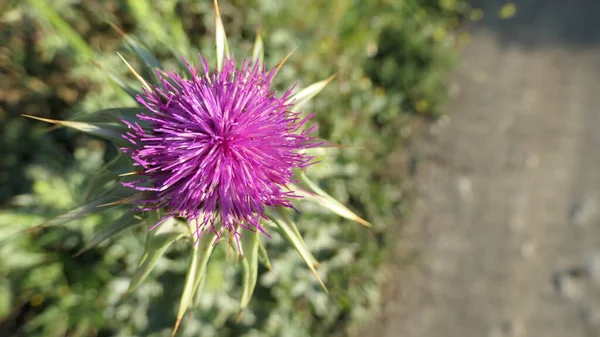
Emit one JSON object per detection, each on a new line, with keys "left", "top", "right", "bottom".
{"left": 120, "top": 56, "right": 318, "bottom": 244}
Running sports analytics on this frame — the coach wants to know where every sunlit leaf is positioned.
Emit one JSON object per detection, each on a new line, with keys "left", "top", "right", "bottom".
{"left": 173, "top": 228, "right": 217, "bottom": 336}
{"left": 125, "top": 0, "right": 169, "bottom": 42}
{"left": 110, "top": 22, "right": 163, "bottom": 84}
{"left": 123, "top": 32, "right": 162, "bottom": 71}
{"left": 96, "top": 191, "right": 151, "bottom": 208}
{"left": 239, "top": 230, "right": 259, "bottom": 310}
{"left": 70, "top": 107, "right": 145, "bottom": 124}
{"left": 117, "top": 52, "right": 152, "bottom": 92}
{"left": 257, "top": 239, "right": 272, "bottom": 271}
{"left": 252, "top": 31, "right": 264, "bottom": 63}
{"left": 272, "top": 49, "right": 295, "bottom": 77}
{"left": 0, "top": 280, "right": 11, "bottom": 320}
{"left": 213, "top": 0, "right": 230, "bottom": 71}
{"left": 294, "top": 172, "right": 371, "bottom": 227}
{"left": 124, "top": 216, "right": 187, "bottom": 296}
{"left": 73, "top": 213, "right": 140, "bottom": 257}
{"left": 82, "top": 151, "right": 133, "bottom": 201}
{"left": 167, "top": 4, "right": 191, "bottom": 54}
{"left": 267, "top": 210, "right": 326, "bottom": 291}
{"left": 22, "top": 187, "right": 134, "bottom": 232}
{"left": 104, "top": 70, "right": 142, "bottom": 99}
{"left": 290, "top": 75, "right": 336, "bottom": 112}
{"left": 23, "top": 114, "right": 126, "bottom": 143}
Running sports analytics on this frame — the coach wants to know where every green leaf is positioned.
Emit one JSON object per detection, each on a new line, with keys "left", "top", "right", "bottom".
{"left": 274, "top": 207, "right": 307, "bottom": 246}
{"left": 213, "top": 0, "right": 230, "bottom": 71}
{"left": 122, "top": 0, "right": 190, "bottom": 61}
{"left": 173, "top": 229, "right": 217, "bottom": 336}
{"left": 71, "top": 319, "right": 92, "bottom": 337}
{"left": 117, "top": 52, "right": 152, "bottom": 92}
{"left": 29, "top": 0, "right": 95, "bottom": 61}
{"left": 24, "top": 187, "right": 134, "bottom": 231}
{"left": 22, "top": 115, "right": 126, "bottom": 143}
{"left": 191, "top": 270, "right": 207, "bottom": 308}
{"left": 105, "top": 70, "right": 142, "bottom": 99}
{"left": 125, "top": 216, "right": 187, "bottom": 296}
{"left": 125, "top": 0, "right": 169, "bottom": 42}
{"left": 294, "top": 172, "right": 371, "bottom": 227}
{"left": 0, "top": 280, "right": 11, "bottom": 320}
{"left": 167, "top": 46, "right": 194, "bottom": 72}
{"left": 252, "top": 31, "right": 264, "bottom": 63}
{"left": 239, "top": 230, "right": 259, "bottom": 310}
{"left": 257, "top": 239, "right": 272, "bottom": 271}
{"left": 70, "top": 107, "right": 145, "bottom": 124}
{"left": 82, "top": 151, "right": 133, "bottom": 201}
{"left": 267, "top": 210, "right": 327, "bottom": 291}
{"left": 124, "top": 35, "right": 162, "bottom": 71}
{"left": 73, "top": 213, "right": 140, "bottom": 257}
{"left": 167, "top": 4, "right": 191, "bottom": 55}
{"left": 109, "top": 22, "right": 162, "bottom": 84}
{"left": 272, "top": 49, "right": 295, "bottom": 78}
{"left": 290, "top": 75, "right": 336, "bottom": 112}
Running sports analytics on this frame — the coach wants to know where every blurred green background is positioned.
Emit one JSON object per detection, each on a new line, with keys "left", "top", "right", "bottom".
{"left": 0, "top": 0, "right": 471, "bottom": 336}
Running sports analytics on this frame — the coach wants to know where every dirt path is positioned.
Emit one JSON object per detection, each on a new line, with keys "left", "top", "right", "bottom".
{"left": 366, "top": 1, "right": 600, "bottom": 336}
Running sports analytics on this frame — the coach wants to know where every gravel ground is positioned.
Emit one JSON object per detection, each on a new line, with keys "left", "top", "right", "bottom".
{"left": 365, "top": 1, "right": 600, "bottom": 336}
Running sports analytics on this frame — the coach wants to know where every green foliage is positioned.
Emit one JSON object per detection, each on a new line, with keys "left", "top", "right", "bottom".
{"left": 365, "top": 0, "right": 468, "bottom": 118}
{"left": 1, "top": 0, "right": 468, "bottom": 336}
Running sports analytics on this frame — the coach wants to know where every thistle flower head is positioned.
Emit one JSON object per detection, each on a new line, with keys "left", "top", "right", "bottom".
{"left": 121, "top": 56, "right": 318, "bottom": 242}
{"left": 25, "top": 3, "right": 372, "bottom": 328}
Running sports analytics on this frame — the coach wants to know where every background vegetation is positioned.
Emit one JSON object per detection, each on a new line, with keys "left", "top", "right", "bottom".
{"left": 0, "top": 0, "right": 471, "bottom": 336}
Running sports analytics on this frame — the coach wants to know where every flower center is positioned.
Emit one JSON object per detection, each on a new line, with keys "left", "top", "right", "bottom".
{"left": 211, "top": 133, "right": 236, "bottom": 156}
